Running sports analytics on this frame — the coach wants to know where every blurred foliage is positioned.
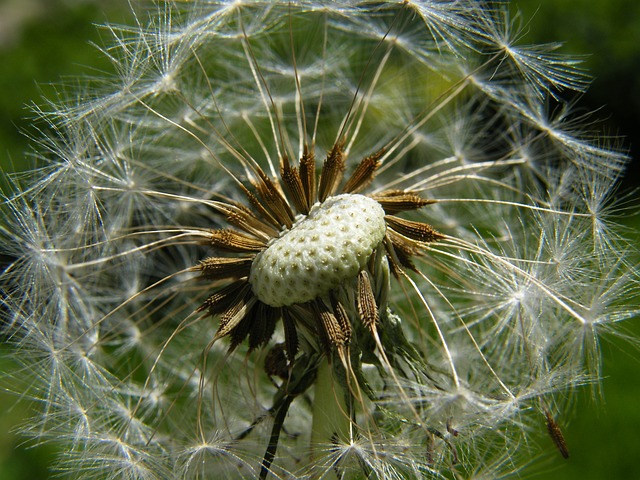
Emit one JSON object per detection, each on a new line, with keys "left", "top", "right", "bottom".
{"left": 0, "top": 0, "right": 130, "bottom": 177}
{"left": 0, "top": 347, "right": 59, "bottom": 479}
{"left": 514, "top": 0, "right": 640, "bottom": 193}
{"left": 0, "top": 1, "right": 638, "bottom": 479}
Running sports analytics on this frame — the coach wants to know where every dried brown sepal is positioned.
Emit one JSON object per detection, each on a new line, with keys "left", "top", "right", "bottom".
{"left": 383, "top": 236, "right": 413, "bottom": 278}
{"left": 385, "top": 215, "right": 443, "bottom": 243}
{"left": 357, "top": 270, "right": 378, "bottom": 330}
{"left": 216, "top": 290, "right": 256, "bottom": 340}
{"left": 281, "top": 156, "right": 309, "bottom": 214}
{"left": 545, "top": 410, "right": 570, "bottom": 459}
{"left": 198, "top": 280, "right": 250, "bottom": 316}
{"left": 330, "top": 297, "right": 352, "bottom": 345}
{"left": 281, "top": 309, "right": 299, "bottom": 362}
{"left": 314, "top": 299, "right": 349, "bottom": 350}
{"left": 264, "top": 343, "right": 289, "bottom": 380}
{"left": 199, "top": 256, "right": 254, "bottom": 280}
{"left": 391, "top": 243, "right": 417, "bottom": 272}
{"left": 246, "top": 303, "right": 278, "bottom": 351}
{"left": 209, "top": 229, "right": 266, "bottom": 252}
{"left": 254, "top": 170, "right": 295, "bottom": 229}
{"left": 386, "top": 228, "right": 421, "bottom": 256}
{"left": 318, "top": 142, "right": 345, "bottom": 202}
{"left": 299, "top": 146, "right": 317, "bottom": 208}
{"left": 241, "top": 186, "right": 281, "bottom": 230}
{"left": 342, "top": 148, "right": 384, "bottom": 194}
{"left": 370, "top": 190, "right": 435, "bottom": 214}
{"left": 228, "top": 306, "right": 256, "bottom": 351}
{"left": 217, "top": 202, "right": 278, "bottom": 241}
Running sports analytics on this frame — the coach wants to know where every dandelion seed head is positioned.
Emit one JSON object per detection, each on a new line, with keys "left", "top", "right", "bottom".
{"left": 1, "top": 1, "right": 637, "bottom": 478}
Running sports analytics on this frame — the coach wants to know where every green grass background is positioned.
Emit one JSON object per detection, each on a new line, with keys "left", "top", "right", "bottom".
{"left": 0, "top": 0, "right": 638, "bottom": 478}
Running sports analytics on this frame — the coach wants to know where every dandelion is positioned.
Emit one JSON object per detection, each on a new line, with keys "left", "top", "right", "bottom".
{"left": 1, "top": 1, "right": 638, "bottom": 479}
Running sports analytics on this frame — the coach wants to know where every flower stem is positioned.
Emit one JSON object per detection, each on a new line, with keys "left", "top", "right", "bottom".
{"left": 311, "top": 357, "right": 351, "bottom": 474}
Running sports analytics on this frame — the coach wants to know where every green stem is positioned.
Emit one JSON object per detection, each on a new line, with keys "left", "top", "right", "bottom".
{"left": 310, "top": 357, "right": 351, "bottom": 475}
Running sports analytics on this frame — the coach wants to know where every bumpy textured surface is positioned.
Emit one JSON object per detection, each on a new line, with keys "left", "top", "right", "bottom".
{"left": 249, "top": 194, "right": 386, "bottom": 307}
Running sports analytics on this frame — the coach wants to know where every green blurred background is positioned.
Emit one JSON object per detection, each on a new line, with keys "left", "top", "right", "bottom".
{"left": 0, "top": 0, "right": 638, "bottom": 478}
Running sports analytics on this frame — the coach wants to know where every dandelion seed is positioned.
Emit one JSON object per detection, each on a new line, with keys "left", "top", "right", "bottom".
{"left": 545, "top": 408, "right": 570, "bottom": 459}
